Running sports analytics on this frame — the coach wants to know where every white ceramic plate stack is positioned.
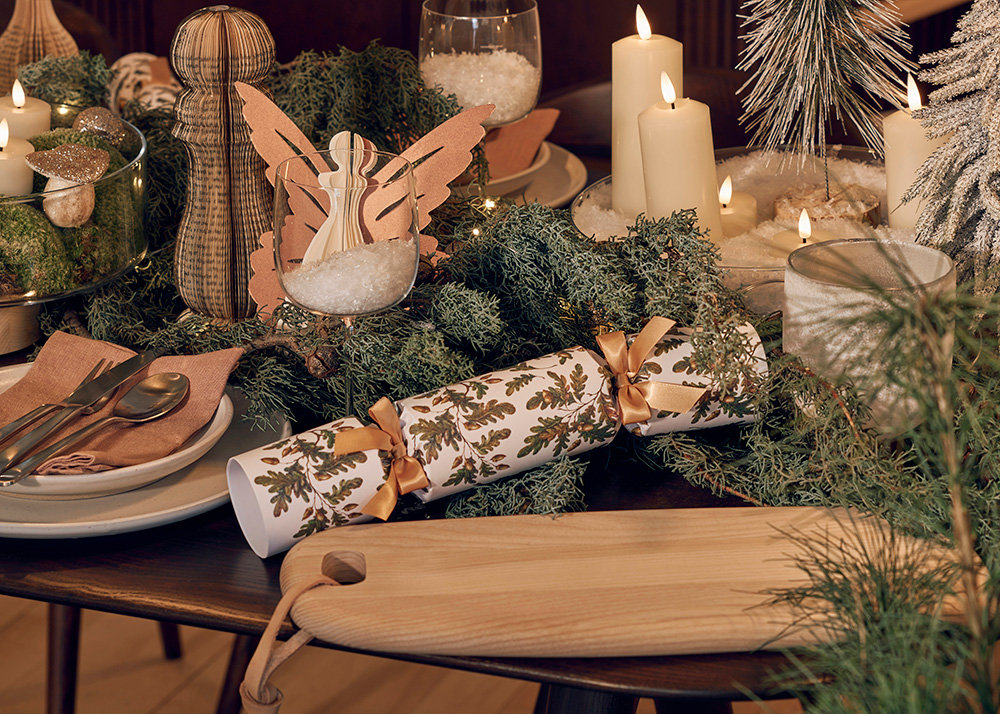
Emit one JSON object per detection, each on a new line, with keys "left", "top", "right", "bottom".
{"left": 484, "top": 142, "right": 588, "bottom": 208}
{"left": 0, "top": 364, "right": 291, "bottom": 538}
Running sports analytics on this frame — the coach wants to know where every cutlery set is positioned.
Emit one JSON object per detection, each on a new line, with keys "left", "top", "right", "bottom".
{"left": 0, "top": 354, "right": 190, "bottom": 487}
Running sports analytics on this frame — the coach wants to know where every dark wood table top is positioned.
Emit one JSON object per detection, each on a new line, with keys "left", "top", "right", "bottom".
{"left": 0, "top": 441, "right": 791, "bottom": 701}
{"left": 0, "top": 148, "right": 792, "bottom": 702}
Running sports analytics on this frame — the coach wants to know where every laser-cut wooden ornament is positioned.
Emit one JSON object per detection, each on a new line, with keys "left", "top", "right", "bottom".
{"left": 235, "top": 81, "right": 493, "bottom": 317}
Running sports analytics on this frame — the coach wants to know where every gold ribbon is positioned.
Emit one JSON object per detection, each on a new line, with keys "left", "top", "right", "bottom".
{"left": 595, "top": 316, "right": 709, "bottom": 425}
{"left": 333, "top": 397, "right": 429, "bottom": 520}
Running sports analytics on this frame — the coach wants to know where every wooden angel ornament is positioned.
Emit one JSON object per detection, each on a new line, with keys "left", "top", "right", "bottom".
{"left": 235, "top": 81, "right": 494, "bottom": 317}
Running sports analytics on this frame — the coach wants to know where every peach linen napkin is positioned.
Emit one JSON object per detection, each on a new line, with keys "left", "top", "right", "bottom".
{"left": 482, "top": 108, "right": 560, "bottom": 179}
{"left": 0, "top": 331, "right": 243, "bottom": 473}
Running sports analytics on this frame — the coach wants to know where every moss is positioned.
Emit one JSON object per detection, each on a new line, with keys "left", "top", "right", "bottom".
{"left": 61, "top": 224, "right": 130, "bottom": 284}
{"left": 0, "top": 203, "right": 74, "bottom": 294}
{"left": 28, "top": 129, "right": 127, "bottom": 193}
{"left": 92, "top": 178, "right": 135, "bottom": 237}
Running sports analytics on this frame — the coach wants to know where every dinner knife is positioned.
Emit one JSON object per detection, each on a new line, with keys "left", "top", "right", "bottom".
{"left": 0, "top": 351, "right": 158, "bottom": 473}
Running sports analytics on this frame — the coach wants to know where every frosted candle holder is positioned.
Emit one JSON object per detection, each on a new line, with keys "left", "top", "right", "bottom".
{"left": 419, "top": 0, "right": 541, "bottom": 127}
{"left": 783, "top": 239, "right": 955, "bottom": 432}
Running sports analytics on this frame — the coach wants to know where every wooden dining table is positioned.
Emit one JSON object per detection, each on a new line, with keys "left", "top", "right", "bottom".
{"left": 0, "top": 435, "right": 794, "bottom": 714}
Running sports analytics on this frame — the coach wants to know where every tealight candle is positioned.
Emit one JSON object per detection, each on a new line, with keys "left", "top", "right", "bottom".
{"left": 638, "top": 72, "right": 722, "bottom": 242}
{"left": 770, "top": 210, "right": 834, "bottom": 254}
{"left": 0, "top": 80, "right": 50, "bottom": 139}
{"left": 884, "top": 74, "right": 946, "bottom": 230}
{"left": 611, "top": 4, "right": 682, "bottom": 217}
{"left": 0, "top": 118, "right": 34, "bottom": 196}
{"left": 719, "top": 175, "right": 757, "bottom": 237}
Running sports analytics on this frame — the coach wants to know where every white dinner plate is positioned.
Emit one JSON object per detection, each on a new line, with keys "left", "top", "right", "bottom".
{"left": 0, "top": 363, "right": 234, "bottom": 499}
{"left": 487, "top": 142, "right": 588, "bottom": 208}
{"left": 0, "top": 394, "right": 291, "bottom": 538}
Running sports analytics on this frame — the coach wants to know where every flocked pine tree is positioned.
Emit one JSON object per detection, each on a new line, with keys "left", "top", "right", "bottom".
{"left": 907, "top": 0, "right": 1000, "bottom": 295}
{"left": 737, "top": 0, "right": 911, "bottom": 161}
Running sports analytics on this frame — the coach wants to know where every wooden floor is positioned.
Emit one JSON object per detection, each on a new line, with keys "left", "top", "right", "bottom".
{"left": 0, "top": 595, "right": 801, "bottom": 713}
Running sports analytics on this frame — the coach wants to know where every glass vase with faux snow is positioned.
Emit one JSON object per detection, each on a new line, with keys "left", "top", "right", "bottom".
{"left": 272, "top": 146, "right": 420, "bottom": 415}
{"left": 419, "top": 0, "right": 541, "bottom": 128}
{"left": 783, "top": 239, "right": 955, "bottom": 433}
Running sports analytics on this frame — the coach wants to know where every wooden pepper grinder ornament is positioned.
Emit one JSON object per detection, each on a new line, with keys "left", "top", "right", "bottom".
{"left": 0, "top": 0, "right": 77, "bottom": 91}
{"left": 170, "top": 5, "right": 274, "bottom": 321}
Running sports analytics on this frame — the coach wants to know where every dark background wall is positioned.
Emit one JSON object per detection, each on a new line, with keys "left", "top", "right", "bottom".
{"left": 6, "top": 0, "right": 972, "bottom": 98}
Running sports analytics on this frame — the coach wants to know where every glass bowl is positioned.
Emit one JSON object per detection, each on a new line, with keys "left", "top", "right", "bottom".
{"left": 570, "top": 146, "right": 887, "bottom": 307}
{"left": 0, "top": 118, "right": 147, "bottom": 307}
{"left": 419, "top": 0, "right": 542, "bottom": 128}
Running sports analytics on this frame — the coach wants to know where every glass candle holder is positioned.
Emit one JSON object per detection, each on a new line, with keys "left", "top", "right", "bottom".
{"left": 783, "top": 239, "right": 955, "bottom": 431}
{"left": 419, "top": 0, "right": 541, "bottom": 128}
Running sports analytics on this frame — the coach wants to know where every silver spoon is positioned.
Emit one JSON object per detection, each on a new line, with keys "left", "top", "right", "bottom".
{"left": 0, "top": 373, "right": 190, "bottom": 486}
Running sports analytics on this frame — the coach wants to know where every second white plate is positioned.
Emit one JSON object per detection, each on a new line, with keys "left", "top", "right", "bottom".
{"left": 486, "top": 142, "right": 588, "bottom": 208}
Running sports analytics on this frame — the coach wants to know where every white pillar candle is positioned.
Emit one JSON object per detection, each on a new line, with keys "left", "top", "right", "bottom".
{"left": 884, "top": 75, "right": 946, "bottom": 231}
{"left": 0, "top": 80, "right": 50, "bottom": 139}
{"left": 771, "top": 210, "right": 835, "bottom": 253}
{"left": 638, "top": 72, "right": 722, "bottom": 242}
{"left": 0, "top": 119, "right": 34, "bottom": 196}
{"left": 719, "top": 175, "right": 757, "bottom": 238}
{"left": 611, "top": 4, "right": 682, "bottom": 218}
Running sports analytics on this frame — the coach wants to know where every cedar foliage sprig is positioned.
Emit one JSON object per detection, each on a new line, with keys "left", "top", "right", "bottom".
{"left": 737, "top": 0, "right": 912, "bottom": 158}
{"left": 25, "top": 46, "right": 765, "bottom": 519}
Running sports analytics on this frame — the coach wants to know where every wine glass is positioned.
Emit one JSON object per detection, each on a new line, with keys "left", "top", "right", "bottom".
{"left": 273, "top": 148, "right": 420, "bottom": 416}
{"left": 419, "top": 0, "right": 542, "bottom": 128}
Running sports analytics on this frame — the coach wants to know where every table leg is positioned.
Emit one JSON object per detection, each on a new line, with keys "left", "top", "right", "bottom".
{"left": 534, "top": 683, "right": 639, "bottom": 714}
{"left": 46, "top": 603, "right": 81, "bottom": 714}
{"left": 216, "top": 633, "right": 259, "bottom": 714}
{"left": 157, "top": 621, "right": 183, "bottom": 660}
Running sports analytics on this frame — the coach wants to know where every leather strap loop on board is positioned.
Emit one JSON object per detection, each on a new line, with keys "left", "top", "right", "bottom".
{"left": 240, "top": 576, "right": 340, "bottom": 713}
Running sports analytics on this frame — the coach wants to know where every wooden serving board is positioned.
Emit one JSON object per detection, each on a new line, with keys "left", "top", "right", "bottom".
{"left": 280, "top": 507, "right": 934, "bottom": 658}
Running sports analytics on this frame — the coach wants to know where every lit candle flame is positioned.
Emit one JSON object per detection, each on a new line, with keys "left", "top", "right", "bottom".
{"left": 0, "top": 119, "right": 9, "bottom": 151}
{"left": 660, "top": 71, "right": 676, "bottom": 105}
{"left": 719, "top": 175, "right": 733, "bottom": 206}
{"left": 906, "top": 74, "right": 921, "bottom": 111}
{"left": 11, "top": 79, "right": 24, "bottom": 109}
{"left": 636, "top": 5, "right": 651, "bottom": 40}
{"left": 798, "top": 209, "right": 812, "bottom": 241}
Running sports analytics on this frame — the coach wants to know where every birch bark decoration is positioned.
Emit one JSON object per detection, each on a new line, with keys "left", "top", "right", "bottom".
{"left": 0, "top": 0, "right": 76, "bottom": 91}
{"left": 170, "top": 6, "right": 274, "bottom": 321}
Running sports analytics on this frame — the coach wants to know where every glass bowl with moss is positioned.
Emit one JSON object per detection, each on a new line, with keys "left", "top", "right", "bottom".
{"left": 0, "top": 120, "right": 147, "bottom": 306}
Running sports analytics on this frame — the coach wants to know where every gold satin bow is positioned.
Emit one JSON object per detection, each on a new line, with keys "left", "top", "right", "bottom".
{"left": 596, "top": 316, "right": 709, "bottom": 425}
{"left": 333, "top": 397, "right": 429, "bottom": 520}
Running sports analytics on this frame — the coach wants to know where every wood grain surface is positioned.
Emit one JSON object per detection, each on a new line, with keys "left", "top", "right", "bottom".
{"left": 170, "top": 6, "right": 274, "bottom": 321}
{"left": 280, "top": 507, "right": 931, "bottom": 658}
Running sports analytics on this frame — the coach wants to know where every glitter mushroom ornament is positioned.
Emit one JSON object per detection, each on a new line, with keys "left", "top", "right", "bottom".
{"left": 26, "top": 143, "right": 109, "bottom": 227}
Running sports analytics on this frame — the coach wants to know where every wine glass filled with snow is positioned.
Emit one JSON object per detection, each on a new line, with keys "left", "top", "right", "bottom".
{"left": 273, "top": 143, "right": 419, "bottom": 413}
{"left": 419, "top": 0, "right": 541, "bottom": 128}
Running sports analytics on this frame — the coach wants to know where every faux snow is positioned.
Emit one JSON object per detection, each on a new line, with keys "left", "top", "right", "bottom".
{"left": 283, "top": 239, "right": 417, "bottom": 315}
{"left": 421, "top": 50, "right": 540, "bottom": 125}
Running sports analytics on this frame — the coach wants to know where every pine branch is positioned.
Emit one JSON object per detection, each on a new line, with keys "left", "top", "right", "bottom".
{"left": 738, "top": 0, "right": 913, "bottom": 158}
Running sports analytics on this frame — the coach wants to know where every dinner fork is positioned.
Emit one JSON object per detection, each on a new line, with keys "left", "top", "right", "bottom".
{"left": 0, "top": 359, "right": 112, "bottom": 450}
